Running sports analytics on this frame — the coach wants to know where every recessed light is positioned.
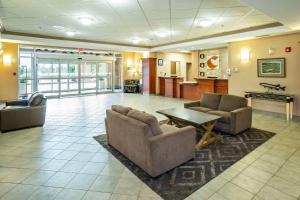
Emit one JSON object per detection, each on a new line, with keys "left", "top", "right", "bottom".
{"left": 132, "top": 39, "right": 140, "bottom": 44}
{"left": 195, "top": 19, "right": 213, "bottom": 27}
{"left": 155, "top": 31, "right": 170, "bottom": 38}
{"left": 66, "top": 31, "right": 75, "bottom": 36}
{"left": 78, "top": 17, "right": 94, "bottom": 25}
{"left": 53, "top": 25, "right": 65, "bottom": 30}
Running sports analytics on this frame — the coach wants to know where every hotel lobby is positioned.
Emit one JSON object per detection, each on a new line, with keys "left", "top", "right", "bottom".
{"left": 0, "top": 0, "right": 300, "bottom": 200}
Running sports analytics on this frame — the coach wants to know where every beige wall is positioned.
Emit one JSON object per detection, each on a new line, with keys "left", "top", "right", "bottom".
{"left": 228, "top": 33, "right": 300, "bottom": 116}
{"left": 0, "top": 42, "right": 19, "bottom": 101}
{"left": 123, "top": 52, "right": 143, "bottom": 80}
{"left": 156, "top": 52, "right": 192, "bottom": 79}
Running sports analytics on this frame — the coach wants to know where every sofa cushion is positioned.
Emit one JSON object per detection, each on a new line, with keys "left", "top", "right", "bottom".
{"left": 208, "top": 110, "right": 231, "bottom": 124}
{"left": 29, "top": 94, "right": 44, "bottom": 106}
{"left": 28, "top": 91, "right": 39, "bottom": 105}
{"left": 128, "top": 109, "right": 162, "bottom": 136}
{"left": 201, "top": 93, "right": 222, "bottom": 110}
{"left": 218, "top": 95, "right": 247, "bottom": 112}
{"left": 189, "top": 106, "right": 212, "bottom": 112}
{"left": 112, "top": 105, "right": 132, "bottom": 115}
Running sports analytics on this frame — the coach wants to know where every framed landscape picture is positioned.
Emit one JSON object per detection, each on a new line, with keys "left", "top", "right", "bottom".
{"left": 257, "top": 58, "right": 285, "bottom": 78}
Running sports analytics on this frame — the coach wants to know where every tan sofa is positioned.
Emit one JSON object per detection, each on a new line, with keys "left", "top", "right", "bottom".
{"left": 0, "top": 92, "right": 47, "bottom": 132}
{"left": 105, "top": 105, "right": 196, "bottom": 177}
{"left": 184, "top": 93, "right": 252, "bottom": 135}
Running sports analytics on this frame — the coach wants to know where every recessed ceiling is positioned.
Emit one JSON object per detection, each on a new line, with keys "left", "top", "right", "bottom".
{"left": 0, "top": 0, "right": 278, "bottom": 46}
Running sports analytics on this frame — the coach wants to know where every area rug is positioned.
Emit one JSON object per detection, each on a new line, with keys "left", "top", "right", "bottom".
{"left": 94, "top": 128, "right": 275, "bottom": 200}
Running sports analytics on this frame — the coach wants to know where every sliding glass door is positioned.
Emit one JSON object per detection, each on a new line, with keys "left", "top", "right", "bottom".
{"left": 37, "top": 59, "right": 60, "bottom": 97}
{"left": 60, "top": 61, "right": 80, "bottom": 96}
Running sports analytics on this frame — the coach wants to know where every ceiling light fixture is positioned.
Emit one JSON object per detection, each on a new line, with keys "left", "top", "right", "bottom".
{"left": 196, "top": 19, "right": 213, "bottom": 27}
{"left": 78, "top": 17, "right": 94, "bottom": 25}
{"left": 155, "top": 31, "right": 170, "bottom": 38}
{"left": 53, "top": 25, "right": 65, "bottom": 30}
{"left": 132, "top": 38, "right": 140, "bottom": 44}
{"left": 66, "top": 31, "right": 75, "bottom": 36}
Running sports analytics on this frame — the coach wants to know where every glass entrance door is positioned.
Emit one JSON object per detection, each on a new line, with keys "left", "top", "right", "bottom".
{"left": 60, "top": 61, "right": 80, "bottom": 96}
{"left": 36, "top": 59, "right": 60, "bottom": 97}
{"left": 97, "top": 61, "right": 113, "bottom": 93}
{"left": 19, "top": 47, "right": 123, "bottom": 98}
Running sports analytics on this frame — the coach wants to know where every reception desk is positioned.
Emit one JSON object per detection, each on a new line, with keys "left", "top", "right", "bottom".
{"left": 179, "top": 78, "right": 228, "bottom": 100}
{"left": 159, "top": 77, "right": 184, "bottom": 98}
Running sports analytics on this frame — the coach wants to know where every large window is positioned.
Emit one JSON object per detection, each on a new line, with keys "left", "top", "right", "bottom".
{"left": 18, "top": 48, "right": 122, "bottom": 98}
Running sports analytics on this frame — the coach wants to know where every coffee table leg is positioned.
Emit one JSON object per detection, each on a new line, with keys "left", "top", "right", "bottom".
{"left": 196, "top": 121, "right": 220, "bottom": 149}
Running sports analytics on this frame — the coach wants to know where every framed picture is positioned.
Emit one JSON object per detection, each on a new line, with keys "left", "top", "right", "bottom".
{"left": 200, "top": 63, "right": 205, "bottom": 68}
{"left": 200, "top": 72, "right": 205, "bottom": 77}
{"left": 206, "top": 55, "right": 220, "bottom": 70}
{"left": 158, "top": 59, "right": 164, "bottom": 66}
{"left": 199, "top": 54, "right": 205, "bottom": 59}
{"left": 257, "top": 58, "right": 285, "bottom": 78}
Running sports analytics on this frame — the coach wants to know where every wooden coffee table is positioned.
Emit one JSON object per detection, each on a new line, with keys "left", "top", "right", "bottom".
{"left": 157, "top": 108, "right": 222, "bottom": 149}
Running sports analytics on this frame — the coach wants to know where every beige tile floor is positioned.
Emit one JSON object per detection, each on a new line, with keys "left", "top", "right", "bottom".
{"left": 0, "top": 93, "right": 300, "bottom": 200}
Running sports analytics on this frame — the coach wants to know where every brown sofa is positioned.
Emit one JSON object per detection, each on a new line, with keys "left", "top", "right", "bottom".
{"left": 0, "top": 92, "right": 47, "bottom": 132}
{"left": 184, "top": 93, "right": 252, "bottom": 135}
{"left": 105, "top": 105, "right": 196, "bottom": 177}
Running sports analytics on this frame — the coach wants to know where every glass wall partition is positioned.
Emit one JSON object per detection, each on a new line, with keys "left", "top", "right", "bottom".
{"left": 18, "top": 47, "right": 123, "bottom": 98}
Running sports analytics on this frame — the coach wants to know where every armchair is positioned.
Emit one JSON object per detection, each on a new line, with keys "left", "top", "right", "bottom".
{"left": 0, "top": 92, "right": 47, "bottom": 132}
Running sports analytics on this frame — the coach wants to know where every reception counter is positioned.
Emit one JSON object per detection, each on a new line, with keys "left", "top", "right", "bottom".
{"left": 159, "top": 77, "right": 184, "bottom": 98}
{"left": 179, "top": 78, "right": 228, "bottom": 100}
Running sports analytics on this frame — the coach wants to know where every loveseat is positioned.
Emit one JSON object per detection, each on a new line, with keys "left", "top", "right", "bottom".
{"left": 105, "top": 105, "right": 196, "bottom": 177}
{"left": 184, "top": 93, "right": 252, "bottom": 135}
{"left": 0, "top": 92, "right": 47, "bottom": 132}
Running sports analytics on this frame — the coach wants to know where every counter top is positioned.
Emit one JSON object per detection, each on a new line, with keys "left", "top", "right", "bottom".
{"left": 158, "top": 76, "right": 184, "bottom": 79}
{"left": 194, "top": 78, "right": 228, "bottom": 80}
{"left": 180, "top": 81, "right": 198, "bottom": 85}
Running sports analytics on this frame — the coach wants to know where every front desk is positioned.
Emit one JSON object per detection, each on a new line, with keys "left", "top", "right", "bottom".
{"left": 180, "top": 78, "right": 228, "bottom": 100}
{"left": 159, "top": 77, "right": 183, "bottom": 98}
{"left": 159, "top": 77, "right": 228, "bottom": 100}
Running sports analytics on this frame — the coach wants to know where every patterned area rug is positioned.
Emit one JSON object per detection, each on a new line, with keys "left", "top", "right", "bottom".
{"left": 94, "top": 128, "right": 275, "bottom": 200}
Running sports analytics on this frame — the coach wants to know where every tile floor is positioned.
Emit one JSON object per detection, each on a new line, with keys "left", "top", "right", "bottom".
{"left": 0, "top": 93, "right": 300, "bottom": 200}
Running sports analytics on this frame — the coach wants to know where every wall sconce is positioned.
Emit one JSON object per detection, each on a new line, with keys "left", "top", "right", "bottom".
{"left": 3, "top": 55, "right": 12, "bottom": 65}
{"left": 268, "top": 48, "right": 275, "bottom": 55}
{"left": 240, "top": 49, "right": 250, "bottom": 61}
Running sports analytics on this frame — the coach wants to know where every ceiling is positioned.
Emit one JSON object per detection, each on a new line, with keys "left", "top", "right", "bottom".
{"left": 0, "top": 0, "right": 278, "bottom": 47}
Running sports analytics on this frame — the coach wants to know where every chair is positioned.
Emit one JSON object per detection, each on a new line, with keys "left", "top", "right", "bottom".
{"left": 0, "top": 92, "right": 47, "bottom": 132}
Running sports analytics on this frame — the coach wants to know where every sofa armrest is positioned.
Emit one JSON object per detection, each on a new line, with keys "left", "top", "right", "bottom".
{"left": 230, "top": 107, "right": 252, "bottom": 134}
{"left": 184, "top": 101, "right": 201, "bottom": 108}
{"left": 5, "top": 100, "right": 28, "bottom": 106}
{"left": 147, "top": 126, "right": 196, "bottom": 177}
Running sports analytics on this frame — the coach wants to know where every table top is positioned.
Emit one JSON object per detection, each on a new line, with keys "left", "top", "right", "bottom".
{"left": 245, "top": 91, "right": 293, "bottom": 97}
{"left": 156, "top": 108, "right": 221, "bottom": 126}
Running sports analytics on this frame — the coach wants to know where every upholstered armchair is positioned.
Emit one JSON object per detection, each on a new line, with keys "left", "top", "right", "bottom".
{"left": 0, "top": 92, "right": 47, "bottom": 132}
